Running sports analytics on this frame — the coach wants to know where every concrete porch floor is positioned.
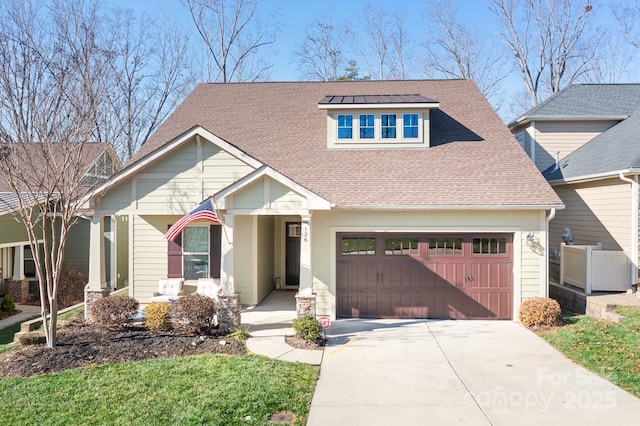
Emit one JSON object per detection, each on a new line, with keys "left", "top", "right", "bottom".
{"left": 241, "top": 290, "right": 323, "bottom": 365}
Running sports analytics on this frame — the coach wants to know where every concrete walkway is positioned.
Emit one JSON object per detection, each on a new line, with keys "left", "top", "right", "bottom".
{"left": 308, "top": 319, "right": 640, "bottom": 426}
{"left": 242, "top": 290, "right": 323, "bottom": 365}
{"left": 0, "top": 304, "right": 40, "bottom": 331}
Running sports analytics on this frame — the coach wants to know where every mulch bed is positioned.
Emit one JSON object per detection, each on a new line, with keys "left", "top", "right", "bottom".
{"left": 0, "top": 316, "right": 247, "bottom": 378}
{"left": 0, "top": 310, "right": 21, "bottom": 321}
{"left": 284, "top": 335, "right": 327, "bottom": 350}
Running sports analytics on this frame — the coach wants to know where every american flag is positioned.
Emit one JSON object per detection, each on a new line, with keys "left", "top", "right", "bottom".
{"left": 165, "top": 199, "right": 220, "bottom": 241}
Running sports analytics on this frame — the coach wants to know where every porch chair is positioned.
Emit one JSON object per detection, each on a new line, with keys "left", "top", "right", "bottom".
{"left": 150, "top": 278, "right": 184, "bottom": 303}
{"left": 196, "top": 278, "right": 222, "bottom": 301}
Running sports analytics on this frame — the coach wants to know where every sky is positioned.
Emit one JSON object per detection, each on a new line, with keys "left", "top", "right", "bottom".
{"left": 108, "top": 0, "right": 502, "bottom": 81}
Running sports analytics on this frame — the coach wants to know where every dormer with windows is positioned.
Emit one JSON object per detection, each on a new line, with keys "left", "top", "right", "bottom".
{"left": 318, "top": 94, "right": 439, "bottom": 149}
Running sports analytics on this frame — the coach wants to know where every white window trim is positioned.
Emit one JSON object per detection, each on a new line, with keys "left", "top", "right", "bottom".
{"left": 327, "top": 110, "right": 429, "bottom": 149}
{"left": 182, "top": 224, "right": 210, "bottom": 282}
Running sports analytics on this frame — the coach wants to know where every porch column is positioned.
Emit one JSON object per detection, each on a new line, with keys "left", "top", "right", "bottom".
{"left": 12, "top": 244, "right": 24, "bottom": 280}
{"left": 87, "top": 215, "right": 105, "bottom": 290}
{"left": 221, "top": 214, "right": 234, "bottom": 295}
{"left": 299, "top": 214, "right": 312, "bottom": 295}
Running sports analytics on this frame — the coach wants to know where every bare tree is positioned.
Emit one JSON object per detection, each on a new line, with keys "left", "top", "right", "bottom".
{"left": 294, "top": 16, "right": 348, "bottom": 81}
{"left": 104, "top": 10, "right": 195, "bottom": 160}
{"left": 349, "top": 2, "right": 413, "bottom": 80}
{"left": 0, "top": 0, "right": 110, "bottom": 348}
{"left": 422, "top": 0, "right": 509, "bottom": 101}
{"left": 613, "top": 0, "right": 640, "bottom": 48}
{"left": 183, "top": 0, "right": 279, "bottom": 82}
{"left": 490, "top": 0, "right": 597, "bottom": 107}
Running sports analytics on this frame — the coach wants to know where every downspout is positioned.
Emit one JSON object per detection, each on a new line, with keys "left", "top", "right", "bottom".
{"left": 619, "top": 172, "right": 638, "bottom": 290}
{"left": 545, "top": 208, "right": 556, "bottom": 298}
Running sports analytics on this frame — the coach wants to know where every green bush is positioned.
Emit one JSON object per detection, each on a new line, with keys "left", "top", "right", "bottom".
{"left": 1, "top": 294, "right": 15, "bottom": 312}
{"left": 292, "top": 315, "right": 322, "bottom": 341}
{"left": 169, "top": 295, "right": 217, "bottom": 335}
{"left": 91, "top": 296, "right": 139, "bottom": 330}
{"left": 145, "top": 302, "right": 172, "bottom": 331}
{"left": 518, "top": 297, "right": 561, "bottom": 327}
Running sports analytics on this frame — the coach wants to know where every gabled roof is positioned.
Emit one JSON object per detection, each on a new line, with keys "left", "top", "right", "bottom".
{"left": 0, "top": 142, "right": 117, "bottom": 214}
{"left": 129, "top": 80, "right": 561, "bottom": 209}
{"left": 509, "top": 84, "right": 640, "bottom": 128}
{"left": 543, "top": 108, "right": 640, "bottom": 182}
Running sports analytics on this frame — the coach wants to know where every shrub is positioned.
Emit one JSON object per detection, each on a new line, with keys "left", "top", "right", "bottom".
{"left": 518, "top": 297, "right": 561, "bottom": 327}
{"left": 170, "top": 295, "right": 217, "bottom": 335}
{"left": 145, "top": 302, "right": 172, "bottom": 331}
{"left": 228, "top": 325, "right": 251, "bottom": 342}
{"left": 292, "top": 315, "right": 322, "bottom": 341}
{"left": 18, "top": 331, "right": 46, "bottom": 346}
{"left": 57, "top": 264, "right": 89, "bottom": 307}
{"left": 91, "top": 296, "right": 139, "bottom": 330}
{"left": 1, "top": 294, "right": 15, "bottom": 312}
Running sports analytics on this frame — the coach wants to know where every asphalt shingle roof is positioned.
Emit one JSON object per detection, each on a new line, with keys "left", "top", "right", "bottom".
{"left": 131, "top": 80, "right": 561, "bottom": 209}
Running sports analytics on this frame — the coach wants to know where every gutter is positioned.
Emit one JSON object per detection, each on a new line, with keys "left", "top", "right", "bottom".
{"left": 508, "top": 114, "right": 628, "bottom": 130}
{"left": 548, "top": 168, "right": 640, "bottom": 185}
{"left": 619, "top": 172, "right": 638, "bottom": 289}
{"left": 544, "top": 208, "right": 556, "bottom": 298}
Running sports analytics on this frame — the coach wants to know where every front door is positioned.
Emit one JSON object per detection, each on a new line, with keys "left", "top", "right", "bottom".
{"left": 285, "top": 222, "right": 301, "bottom": 286}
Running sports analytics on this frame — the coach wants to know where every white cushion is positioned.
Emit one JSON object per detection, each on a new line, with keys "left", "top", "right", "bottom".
{"left": 196, "top": 278, "right": 221, "bottom": 300}
{"left": 157, "top": 278, "right": 184, "bottom": 296}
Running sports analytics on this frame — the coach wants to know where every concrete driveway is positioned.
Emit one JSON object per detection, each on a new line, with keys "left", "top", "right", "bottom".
{"left": 307, "top": 319, "right": 640, "bottom": 426}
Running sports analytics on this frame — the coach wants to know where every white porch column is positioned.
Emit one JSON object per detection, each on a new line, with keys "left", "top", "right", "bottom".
{"left": 299, "top": 214, "right": 312, "bottom": 295}
{"left": 87, "top": 215, "right": 105, "bottom": 290}
{"left": 12, "top": 244, "right": 24, "bottom": 280}
{"left": 221, "top": 214, "right": 235, "bottom": 295}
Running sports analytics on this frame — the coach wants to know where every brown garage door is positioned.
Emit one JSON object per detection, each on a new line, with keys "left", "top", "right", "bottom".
{"left": 336, "top": 233, "right": 513, "bottom": 319}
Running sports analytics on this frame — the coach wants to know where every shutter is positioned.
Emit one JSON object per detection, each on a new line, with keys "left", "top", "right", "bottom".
{"left": 167, "top": 227, "right": 182, "bottom": 278}
{"left": 210, "top": 225, "right": 222, "bottom": 278}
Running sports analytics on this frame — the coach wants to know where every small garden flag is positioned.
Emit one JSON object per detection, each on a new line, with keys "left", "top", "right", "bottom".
{"left": 164, "top": 199, "right": 220, "bottom": 241}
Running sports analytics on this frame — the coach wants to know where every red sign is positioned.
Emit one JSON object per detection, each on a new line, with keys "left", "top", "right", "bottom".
{"left": 318, "top": 316, "right": 331, "bottom": 329}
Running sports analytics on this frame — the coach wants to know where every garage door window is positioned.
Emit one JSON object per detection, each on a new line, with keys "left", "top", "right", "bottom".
{"left": 341, "top": 237, "right": 376, "bottom": 255}
{"left": 473, "top": 238, "right": 507, "bottom": 255}
{"left": 428, "top": 238, "right": 463, "bottom": 256}
{"left": 385, "top": 238, "right": 419, "bottom": 255}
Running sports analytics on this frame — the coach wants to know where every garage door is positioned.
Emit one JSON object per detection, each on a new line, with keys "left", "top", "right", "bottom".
{"left": 336, "top": 233, "right": 513, "bottom": 319}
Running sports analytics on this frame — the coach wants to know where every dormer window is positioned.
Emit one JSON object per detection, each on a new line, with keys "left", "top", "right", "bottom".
{"left": 337, "top": 114, "right": 353, "bottom": 139}
{"left": 319, "top": 94, "right": 439, "bottom": 149}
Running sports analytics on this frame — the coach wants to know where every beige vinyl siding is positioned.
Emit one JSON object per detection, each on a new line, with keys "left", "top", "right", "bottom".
{"left": 231, "top": 177, "right": 307, "bottom": 211}
{"left": 550, "top": 179, "right": 631, "bottom": 254}
{"left": 97, "top": 138, "right": 255, "bottom": 214}
{"left": 132, "top": 215, "right": 174, "bottom": 302}
{"left": 310, "top": 209, "right": 545, "bottom": 317}
{"left": 532, "top": 121, "right": 618, "bottom": 172}
{"left": 256, "top": 216, "right": 275, "bottom": 303}
{"left": 115, "top": 215, "right": 129, "bottom": 288}
{"left": 234, "top": 215, "right": 255, "bottom": 303}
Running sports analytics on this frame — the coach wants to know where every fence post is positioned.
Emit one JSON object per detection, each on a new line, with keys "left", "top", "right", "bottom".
{"left": 560, "top": 243, "right": 566, "bottom": 286}
{"left": 585, "top": 246, "right": 592, "bottom": 294}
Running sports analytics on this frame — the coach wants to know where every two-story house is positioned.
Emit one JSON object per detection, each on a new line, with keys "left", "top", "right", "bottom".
{"left": 83, "top": 80, "right": 561, "bottom": 321}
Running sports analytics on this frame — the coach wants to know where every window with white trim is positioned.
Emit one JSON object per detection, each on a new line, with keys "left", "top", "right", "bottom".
{"left": 403, "top": 113, "right": 419, "bottom": 138}
{"left": 337, "top": 114, "right": 353, "bottom": 139}
{"left": 381, "top": 114, "right": 397, "bottom": 139}
{"left": 359, "top": 114, "right": 375, "bottom": 138}
{"left": 182, "top": 226, "right": 209, "bottom": 280}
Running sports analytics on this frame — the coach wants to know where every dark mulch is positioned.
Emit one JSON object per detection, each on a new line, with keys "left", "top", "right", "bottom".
{"left": 0, "top": 316, "right": 246, "bottom": 378}
{"left": 284, "top": 335, "right": 327, "bottom": 350}
{"left": 0, "top": 309, "right": 21, "bottom": 321}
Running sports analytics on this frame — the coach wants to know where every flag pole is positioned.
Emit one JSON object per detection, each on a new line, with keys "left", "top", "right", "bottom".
{"left": 211, "top": 197, "right": 229, "bottom": 243}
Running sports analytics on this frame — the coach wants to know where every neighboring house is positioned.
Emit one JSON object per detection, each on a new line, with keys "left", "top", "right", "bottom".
{"left": 83, "top": 80, "right": 561, "bottom": 320}
{"left": 0, "top": 142, "right": 121, "bottom": 301}
{"left": 508, "top": 84, "right": 640, "bottom": 290}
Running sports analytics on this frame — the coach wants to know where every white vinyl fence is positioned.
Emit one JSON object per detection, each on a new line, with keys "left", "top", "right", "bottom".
{"left": 560, "top": 243, "right": 631, "bottom": 294}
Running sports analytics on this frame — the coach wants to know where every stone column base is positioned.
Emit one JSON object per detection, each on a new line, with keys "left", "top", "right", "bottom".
{"left": 218, "top": 293, "right": 241, "bottom": 334}
{"left": 295, "top": 293, "right": 316, "bottom": 318}
{"left": 6, "top": 279, "right": 29, "bottom": 303}
{"left": 85, "top": 287, "right": 111, "bottom": 323}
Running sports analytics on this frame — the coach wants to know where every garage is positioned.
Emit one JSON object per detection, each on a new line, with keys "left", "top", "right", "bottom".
{"left": 336, "top": 233, "right": 513, "bottom": 319}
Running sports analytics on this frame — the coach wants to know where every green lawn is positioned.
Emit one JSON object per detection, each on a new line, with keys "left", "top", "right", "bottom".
{"left": 540, "top": 306, "right": 640, "bottom": 398}
{"left": 0, "top": 354, "right": 319, "bottom": 425}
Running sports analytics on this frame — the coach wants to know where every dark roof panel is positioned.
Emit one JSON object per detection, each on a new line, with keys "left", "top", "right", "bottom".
{"left": 319, "top": 93, "right": 438, "bottom": 105}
